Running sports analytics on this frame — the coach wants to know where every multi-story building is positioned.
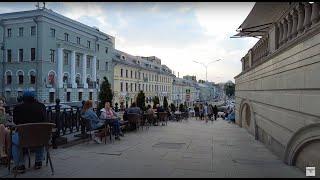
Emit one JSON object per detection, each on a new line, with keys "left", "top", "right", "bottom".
{"left": 172, "top": 77, "right": 199, "bottom": 107}
{"left": 112, "top": 49, "right": 175, "bottom": 108}
{"left": 0, "top": 7, "right": 115, "bottom": 104}
{"left": 234, "top": 2, "right": 320, "bottom": 173}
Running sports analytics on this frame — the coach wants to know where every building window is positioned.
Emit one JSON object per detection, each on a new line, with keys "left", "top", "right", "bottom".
{"left": 78, "top": 92, "right": 83, "bottom": 101}
{"left": 135, "top": 83, "right": 137, "bottom": 92}
{"left": 31, "top": 48, "right": 36, "bottom": 61}
{"left": 6, "top": 72, "right": 12, "bottom": 85}
{"left": 64, "top": 33, "right": 69, "bottom": 41}
{"left": 64, "top": 52, "right": 69, "bottom": 65}
{"left": 7, "top": 49, "right": 12, "bottom": 62}
{"left": 87, "top": 58, "right": 91, "bottom": 68}
{"left": 67, "top": 92, "right": 71, "bottom": 102}
{"left": 139, "top": 72, "right": 141, "bottom": 79}
{"left": 77, "top": 37, "right": 80, "bottom": 44}
{"left": 30, "top": 71, "right": 36, "bottom": 84}
{"left": 76, "top": 55, "right": 80, "bottom": 67}
{"left": 120, "top": 82, "right": 123, "bottom": 92}
{"left": 31, "top": 26, "right": 36, "bottom": 36}
{"left": 49, "top": 92, "right": 55, "bottom": 103}
{"left": 120, "top": 69, "right": 123, "bottom": 77}
{"left": 19, "top": 27, "right": 23, "bottom": 37}
{"left": 143, "top": 84, "right": 145, "bottom": 91}
{"left": 76, "top": 74, "right": 80, "bottom": 85}
{"left": 18, "top": 72, "right": 24, "bottom": 84}
{"left": 7, "top": 28, "right": 12, "bottom": 37}
{"left": 131, "top": 70, "right": 133, "bottom": 78}
{"left": 89, "top": 92, "right": 93, "bottom": 100}
{"left": 50, "top": 49, "right": 55, "bottom": 63}
{"left": 105, "top": 62, "right": 109, "bottom": 71}
{"left": 50, "top": 28, "right": 55, "bottom": 37}
{"left": 130, "top": 83, "right": 133, "bottom": 92}
{"left": 87, "top": 41, "right": 91, "bottom": 48}
{"left": 105, "top": 47, "right": 108, "bottom": 54}
{"left": 97, "top": 44, "right": 99, "bottom": 51}
{"left": 97, "top": 60, "right": 99, "bottom": 70}
{"left": 135, "top": 71, "right": 137, "bottom": 79}
{"left": 125, "top": 83, "right": 128, "bottom": 92}
{"left": 126, "top": 70, "right": 128, "bottom": 78}
{"left": 19, "top": 49, "right": 23, "bottom": 62}
{"left": 138, "top": 84, "right": 141, "bottom": 91}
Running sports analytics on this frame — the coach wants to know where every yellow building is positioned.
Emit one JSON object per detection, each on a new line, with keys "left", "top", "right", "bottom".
{"left": 112, "top": 50, "right": 174, "bottom": 108}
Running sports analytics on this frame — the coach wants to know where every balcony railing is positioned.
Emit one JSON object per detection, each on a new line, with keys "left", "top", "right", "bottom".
{"left": 77, "top": 83, "right": 84, "bottom": 88}
{"left": 239, "top": 2, "right": 320, "bottom": 74}
{"left": 88, "top": 82, "right": 97, "bottom": 89}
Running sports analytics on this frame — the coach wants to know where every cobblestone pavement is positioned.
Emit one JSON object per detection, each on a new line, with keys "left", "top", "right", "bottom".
{"left": 0, "top": 118, "right": 305, "bottom": 178}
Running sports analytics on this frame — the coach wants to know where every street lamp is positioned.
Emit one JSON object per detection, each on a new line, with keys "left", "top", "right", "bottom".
{"left": 193, "top": 59, "right": 222, "bottom": 82}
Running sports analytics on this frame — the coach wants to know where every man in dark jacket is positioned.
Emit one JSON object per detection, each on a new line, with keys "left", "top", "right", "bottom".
{"left": 213, "top": 105, "right": 218, "bottom": 120}
{"left": 12, "top": 90, "right": 47, "bottom": 173}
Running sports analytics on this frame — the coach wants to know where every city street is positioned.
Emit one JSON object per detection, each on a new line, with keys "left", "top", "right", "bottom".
{"left": 1, "top": 118, "right": 304, "bottom": 178}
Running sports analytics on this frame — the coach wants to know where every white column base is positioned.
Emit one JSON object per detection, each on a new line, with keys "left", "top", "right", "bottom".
{"left": 84, "top": 83, "right": 88, "bottom": 88}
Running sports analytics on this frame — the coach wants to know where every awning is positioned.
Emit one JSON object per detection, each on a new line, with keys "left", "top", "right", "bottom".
{"left": 232, "top": 2, "right": 292, "bottom": 38}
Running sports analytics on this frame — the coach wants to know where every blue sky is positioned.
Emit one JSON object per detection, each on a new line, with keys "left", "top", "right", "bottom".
{"left": 0, "top": 2, "right": 258, "bottom": 83}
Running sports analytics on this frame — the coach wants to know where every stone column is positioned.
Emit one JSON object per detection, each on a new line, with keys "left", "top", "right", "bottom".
{"left": 282, "top": 18, "right": 288, "bottom": 43}
{"left": 278, "top": 22, "right": 283, "bottom": 46}
{"left": 71, "top": 50, "right": 76, "bottom": 88}
{"left": 291, "top": 9, "right": 298, "bottom": 38}
{"left": 286, "top": 14, "right": 293, "bottom": 40}
{"left": 57, "top": 48, "right": 64, "bottom": 88}
{"left": 297, "top": 3, "right": 305, "bottom": 35}
{"left": 303, "top": 2, "right": 312, "bottom": 30}
{"left": 92, "top": 56, "right": 97, "bottom": 82}
{"left": 82, "top": 54, "right": 88, "bottom": 88}
{"left": 311, "top": 2, "right": 320, "bottom": 26}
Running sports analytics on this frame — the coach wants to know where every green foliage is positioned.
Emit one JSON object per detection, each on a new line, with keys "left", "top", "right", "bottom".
{"left": 136, "top": 91, "right": 146, "bottom": 111}
{"left": 163, "top": 96, "right": 168, "bottom": 110}
{"left": 98, "top": 77, "right": 113, "bottom": 110}
{"left": 179, "top": 103, "right": 185, "bottom": 112}
{"left": 114, "top": 102, "right": 119, "bottom": 112}
{"left": 170, "top": 103, "right": 176, "bottom": 112}
{"left": 153, "top": 96, "right": 160, "bottom": 108}
{"left": 224, "top": 82, "right": 235, "bottom": 97}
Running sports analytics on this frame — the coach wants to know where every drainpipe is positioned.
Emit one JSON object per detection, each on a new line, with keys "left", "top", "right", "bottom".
{"left": 32, "top": 17, "right": 39, "bottom": 100}
{"left": 0, "top": 20, "right": 5, "bottom": 99}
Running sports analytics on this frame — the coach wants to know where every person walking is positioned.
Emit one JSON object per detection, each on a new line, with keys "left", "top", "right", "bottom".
{"left": 204, "top": 103, "right": 208, "bottom": 123}
{"left": 213, "top": 105, "right": 218, "bottom": 121}
{"left": 199, "top": 104, "right": 204, "bottom": 120}
{"left": 194, "top": 104, "right": 199, "bottom": 120}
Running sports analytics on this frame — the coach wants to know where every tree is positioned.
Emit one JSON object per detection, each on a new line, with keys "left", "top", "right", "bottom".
{"left": 153, "top": 96, "right": 160, "bottom": 108}
{"left": 170, "top": 103, "right": 176, "bottom": 112}
{"left": 224, "top": 82, "right": 235, "bottom": 97}
{"left": 98, "top": 76, "right": 113, "bottom": 110}
{"left": 179, "top": 103, "right": 185, "bottom": 112}
{"left": 136, "top": 91, "right": 146, "bottom": 111}
{"left": 163, "top": 96, "right": 168, "bottom": 111}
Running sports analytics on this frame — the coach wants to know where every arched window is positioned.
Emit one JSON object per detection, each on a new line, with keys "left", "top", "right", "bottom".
{"left": 76, "top": 74, "right": 81, "bottom": 85}
{"left": 48, "top": 71, "right": 56, "bottom": 85}
{"left": 86, "top": 75, "right": 91, "bottom": 84}
{"left": 17, "top": 70, "right": 24, "bottom": 85}
{"left": 5, "top": 71, "right": 12, "bottom": 85}
{"left": 29, "top": 70, "right": 36, "bottom": 84}
{"left": 63, "top": 73, "right": 69, "bottom": 84}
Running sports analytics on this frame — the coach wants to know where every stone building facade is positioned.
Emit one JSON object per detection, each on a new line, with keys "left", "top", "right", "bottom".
{"left": 112, "top": 49, "right": 175, "bottom": 108}
{"left": 0, "top": 8, "right": 115, "bottom": 104}
{"left": 234, "top": 2, "right": 320, "bottom": 174}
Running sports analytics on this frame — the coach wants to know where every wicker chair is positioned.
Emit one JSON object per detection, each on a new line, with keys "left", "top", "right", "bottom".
{"left": 144, "top": 113, "right": 155, "bottom": 128}
{"left": 8, "top": 123, "right": 56, "bottom": 177}
{"left": 82, "top": 118, "right": 110, "bottom": 144}
{"left": 126, "top": 113, "right": 142, "bottom": 131}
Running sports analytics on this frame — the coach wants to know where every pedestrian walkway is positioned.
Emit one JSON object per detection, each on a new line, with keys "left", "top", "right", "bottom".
{"left": 0, "top": 118, "right": 305, "bottom": 178}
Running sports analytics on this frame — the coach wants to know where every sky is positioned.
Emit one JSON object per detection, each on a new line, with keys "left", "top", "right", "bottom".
{"left": 0, "top": 2, "right": 259, "bottom": 83}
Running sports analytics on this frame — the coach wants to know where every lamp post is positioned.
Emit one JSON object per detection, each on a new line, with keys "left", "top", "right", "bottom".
{"left": 193, "top": 59, "right": 222, "bottom": 82}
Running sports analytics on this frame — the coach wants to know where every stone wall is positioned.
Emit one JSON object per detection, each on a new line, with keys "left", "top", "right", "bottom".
{"left": 235, "top": 30, "right": 320, "bottom": 169}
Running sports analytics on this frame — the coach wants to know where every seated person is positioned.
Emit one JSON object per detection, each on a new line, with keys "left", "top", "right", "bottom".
{"left": 11, "top": 91, "right": 47, "bottom": 173}
{"left": 0, "top": 99, "right": 10, "bottom": 162}
{"left": 100, "top": 101, "right": 123, "bottom": 139}
{"left": 123, "top": 102, "right": 142, "bottom": 129}
{"left": 146, "top": 105, "right": 156, "bottom": 124}
{"left": 81, "top": 100, "right": 106, "bottom": 144}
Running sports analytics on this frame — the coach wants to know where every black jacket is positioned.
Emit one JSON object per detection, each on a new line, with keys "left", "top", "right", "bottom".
{"left": 13, "top": 101, "right": 47, "bottom": 125}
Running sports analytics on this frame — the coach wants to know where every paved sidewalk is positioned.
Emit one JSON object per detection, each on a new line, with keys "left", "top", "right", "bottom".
{"left": 0, "top": 118, "right": 305, "bottom": 178}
